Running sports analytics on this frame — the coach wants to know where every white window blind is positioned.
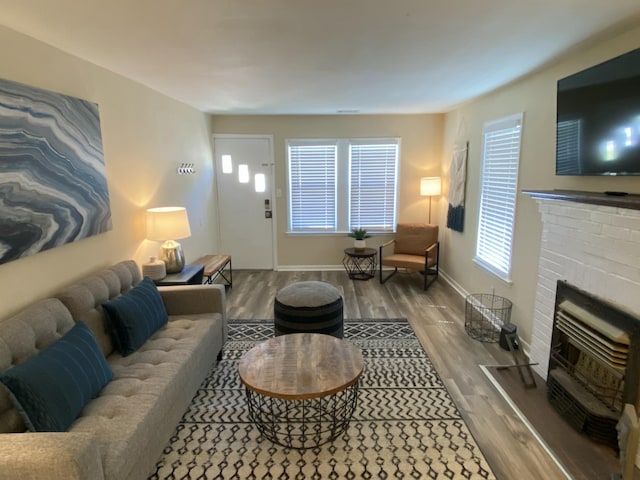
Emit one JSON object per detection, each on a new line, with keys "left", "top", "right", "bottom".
{"left": 349, "top": 142, "right": 398, "bottom": 232}
{"left": 556, "top": 119, "right": 582, "bottom": 174}
{"left": 475, "top": 113, "right": 524, "bottom": 280}
{"left": 288, "top": 143, "right": 337, "bottom": 232}
{"left": 287, "top": 138, "right": 400, "bottom": 234}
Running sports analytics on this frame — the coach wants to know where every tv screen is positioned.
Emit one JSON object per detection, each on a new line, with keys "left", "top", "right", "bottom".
{"left": 556, "top": 47, "right": 640, "bottom": 176}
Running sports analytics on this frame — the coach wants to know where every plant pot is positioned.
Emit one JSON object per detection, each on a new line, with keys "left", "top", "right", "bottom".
{"left": 354, "top": 239, "right": 366, "bottom": 251}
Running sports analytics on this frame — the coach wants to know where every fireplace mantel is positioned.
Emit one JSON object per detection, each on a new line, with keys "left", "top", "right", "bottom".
{"left": 523, "top": 189, "right": 640, "bottom": 211}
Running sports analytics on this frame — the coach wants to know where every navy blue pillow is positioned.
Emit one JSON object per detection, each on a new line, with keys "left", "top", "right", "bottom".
{"left": 102, "top": 276, "right": 168, "bottom": 356}
{"left": 0, "top": 321, "right": 113, "bottom": 432}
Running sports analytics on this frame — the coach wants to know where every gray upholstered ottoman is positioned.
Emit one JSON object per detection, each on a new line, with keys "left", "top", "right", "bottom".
{"left": 274, "top": 281, "right": 344, "bottom": 338}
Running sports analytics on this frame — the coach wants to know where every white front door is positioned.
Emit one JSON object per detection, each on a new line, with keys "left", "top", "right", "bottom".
{"left": 213, "top": 135, "right": 275, "bottom": 270}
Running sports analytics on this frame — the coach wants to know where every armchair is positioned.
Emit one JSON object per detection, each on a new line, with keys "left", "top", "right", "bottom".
{"left": 379, "top": 223, "right": 439, "bottom": 290}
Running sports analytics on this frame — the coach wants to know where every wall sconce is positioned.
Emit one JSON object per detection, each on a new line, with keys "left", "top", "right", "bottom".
{"left": 146, "top": 207, "right": 192, "bottom": 273}
{"left": 177, "top": 163, "right": 196, "bottom": 175}
{"left": 420, "top": 177, "right": 441, "bottom": 224}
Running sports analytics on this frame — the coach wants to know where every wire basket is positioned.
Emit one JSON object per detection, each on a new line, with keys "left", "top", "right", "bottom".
{"left": 465, "top": 293, "right": 512, "bottom": 342}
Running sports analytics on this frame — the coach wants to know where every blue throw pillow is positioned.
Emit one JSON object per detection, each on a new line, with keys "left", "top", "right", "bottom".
{"left": 102, "top": 276, "right": 168, "bottom": 356}
{"left": 0, "top": 321, "right": 113, "bottom": 432}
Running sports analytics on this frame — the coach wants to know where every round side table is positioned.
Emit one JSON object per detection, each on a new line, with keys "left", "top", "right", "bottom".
{"left": 343, "top": 247, "right": 377, "bottom": 280}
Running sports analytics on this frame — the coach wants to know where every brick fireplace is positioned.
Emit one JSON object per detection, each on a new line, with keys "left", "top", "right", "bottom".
{"left": 525, "top": 190, "right": 640, "bottom": 380}
{"left": 525, "top": 190, "right": 640, "bottom": 454}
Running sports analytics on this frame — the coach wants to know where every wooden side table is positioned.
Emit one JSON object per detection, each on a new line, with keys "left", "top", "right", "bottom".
{"left": 154, "top": 264, "right": 204, "bottom": 286}
{"left": 343, "top": 247, "right": 377, "bottom": 280}
{"left": 192, "top": 254, "right": 232, "bottom": 288}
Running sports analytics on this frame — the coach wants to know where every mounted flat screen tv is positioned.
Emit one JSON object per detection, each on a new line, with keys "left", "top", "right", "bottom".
{"left": 556, "top": 47, "right": 640, "bottom": 176}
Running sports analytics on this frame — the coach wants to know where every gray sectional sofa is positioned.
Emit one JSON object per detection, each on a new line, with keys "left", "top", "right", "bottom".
{"left": 0, "top": 260, "right": 227, "bottom": 480}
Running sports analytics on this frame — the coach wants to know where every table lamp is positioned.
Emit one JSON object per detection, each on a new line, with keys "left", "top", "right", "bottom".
{"left": 420, "top": 177, "right": 441, "bottom": 224}
{"left": 146, "top": 207, "right": 191, "bottom": 273}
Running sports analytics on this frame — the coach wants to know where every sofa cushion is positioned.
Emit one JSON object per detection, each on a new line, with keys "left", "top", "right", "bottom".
{"left": 102, "top": 277, "right": 168, "bottom": 356}
{"left": 0, "top": 321, "right": 113, "bottom": 432}
{"left": 56, "top": 260, "right": 144, "bottom": 358}
{"left": 72, "top": 312, "right": 225, "bottom": 480}
{"left": 0, "top": 298, "right": 76, "bottom": 433}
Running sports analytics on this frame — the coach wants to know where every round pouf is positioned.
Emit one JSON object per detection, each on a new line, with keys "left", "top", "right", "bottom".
{"left": 274, "top": 281, "right": 344, "bottom": 338}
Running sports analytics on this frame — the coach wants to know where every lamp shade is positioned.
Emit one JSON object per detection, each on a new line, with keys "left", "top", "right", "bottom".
{"left": 420, "top": 177, "right": 441, "bottom": 196}
{"left": 146, "top": 207, "right": 191, "bottom": 241}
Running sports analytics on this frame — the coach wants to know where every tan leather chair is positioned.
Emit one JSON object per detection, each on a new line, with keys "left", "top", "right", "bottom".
{"left": 379, "top": 223, "right": 439, "bottom": 290}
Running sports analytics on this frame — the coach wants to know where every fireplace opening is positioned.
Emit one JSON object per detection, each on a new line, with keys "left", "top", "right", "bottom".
{"left": 548, "top": 281, "right": 640, "bottom": 448}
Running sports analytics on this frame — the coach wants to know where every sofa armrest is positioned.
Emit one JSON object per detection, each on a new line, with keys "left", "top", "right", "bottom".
{"left": 0, "top": 432, "right": 103, "bottom": 480}
{"left": 158, "top": 284, "right": 226, "bottom": 318}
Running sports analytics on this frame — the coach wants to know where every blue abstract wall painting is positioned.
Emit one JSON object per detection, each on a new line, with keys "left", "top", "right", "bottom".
{"left": 0, "top": 78, "right": 112, "bottom": 264}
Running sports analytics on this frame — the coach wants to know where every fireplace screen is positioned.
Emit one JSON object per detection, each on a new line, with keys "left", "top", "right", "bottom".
{"left": 548, "top": 281, "right": 640, "bottom": 447}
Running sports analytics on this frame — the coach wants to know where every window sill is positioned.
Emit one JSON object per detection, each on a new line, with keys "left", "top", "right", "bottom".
{"left": 286, "top": 231, "right": 393, "bottom": 236}
{"left": 472, "top": 257, "right": 513, "bottom": 285}
{"left": 286, "top": 232, "right": 349, "bottom": 236}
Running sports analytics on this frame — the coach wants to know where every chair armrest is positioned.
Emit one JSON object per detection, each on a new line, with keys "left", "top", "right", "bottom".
{"left": 425, "top": 242, "right": 439, "bottom": 255}
{"left": 158, "top": 284, "right": 226, "bottom": 318}
{"left": 379, "top": 239, "right": 396, "bottom": 261}
{"left": 380, "top": 239, "right": 395, "bottom": 251}
{"left": 424, "top": 242, "right": 440, "bottom": 270}
{"left": 0, "top": 432, "right": 103, "bottom": 480}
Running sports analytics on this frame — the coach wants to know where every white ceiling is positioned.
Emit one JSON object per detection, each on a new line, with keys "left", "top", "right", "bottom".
{"left": 1, "top": 1, "right": 639, "bottom": 114}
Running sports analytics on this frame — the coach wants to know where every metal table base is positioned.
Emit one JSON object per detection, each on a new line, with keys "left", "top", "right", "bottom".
{"left": 245, "top": 382, "right": 360, "bottom": 449}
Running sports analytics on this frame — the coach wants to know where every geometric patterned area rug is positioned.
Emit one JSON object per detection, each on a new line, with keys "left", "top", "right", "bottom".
{"left": 149, "top": 318, "right": 496, "bottom": 479}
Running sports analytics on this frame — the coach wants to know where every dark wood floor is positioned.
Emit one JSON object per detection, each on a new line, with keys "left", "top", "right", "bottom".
{"left": 224, "top": 269, "right": 573, "bottom": 479}
{"left": 486, "top": 366, "right": 630, "bottom": 480}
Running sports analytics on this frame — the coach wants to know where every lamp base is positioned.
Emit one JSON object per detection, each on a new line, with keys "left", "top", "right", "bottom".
{"left": 159, "top": 240, "right": 185, "bottom": 273}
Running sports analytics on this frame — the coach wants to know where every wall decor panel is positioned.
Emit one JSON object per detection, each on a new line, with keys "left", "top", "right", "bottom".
{"left": 0, "top": 78, "right": 111, "bottom": 264}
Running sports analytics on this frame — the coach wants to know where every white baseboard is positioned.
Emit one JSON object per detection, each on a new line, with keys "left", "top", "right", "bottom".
{"left": 276, "top": 264, "right": 344, "bottom": 271}
{"left": 439, "top": 269, "right": 532, "bottom": 355}
{"left": 276, "top": 264, "right": 395, "bottom": 272}
{"left": 439, "top": 269, "right": 469, "bottom": 298}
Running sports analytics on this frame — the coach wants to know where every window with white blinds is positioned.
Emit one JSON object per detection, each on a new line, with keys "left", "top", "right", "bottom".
{"left": 474, "top": 113, "right": 524, "bottom": 281}
{"left": 556, "top": 119, "right": 582, "bottom": 174}
{"left": 287, "top": 138, "right": 399, "bottom": 234}
{"left": 288, "top": 143, "right": 337, "bottom": 232}
{"left": 349, "top": 142, "right": 398, "bottom": 232}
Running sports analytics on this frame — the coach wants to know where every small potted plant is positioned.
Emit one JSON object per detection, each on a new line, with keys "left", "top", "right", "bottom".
{"left": 348, "top": 228, "right": 371, "bottom": 251}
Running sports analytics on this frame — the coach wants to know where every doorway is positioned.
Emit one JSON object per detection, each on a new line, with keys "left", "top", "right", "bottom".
{"left": 213, "top": 135, "right": 276, "bottom": 270}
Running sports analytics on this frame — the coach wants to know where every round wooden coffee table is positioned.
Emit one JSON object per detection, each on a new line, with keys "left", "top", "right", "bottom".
{"left": 238, "top": 333, "right": 365, "bottom": 449}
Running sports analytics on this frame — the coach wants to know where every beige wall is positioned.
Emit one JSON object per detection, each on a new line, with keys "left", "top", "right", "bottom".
{"left": 210, "top": 114, "right": 443, "bottom": 267}
{"left": 0, "top": 26, "right": 218, "bottom": 319}
{"left": 440, "top": 23, "right": 640, "bottom": 346}
{"left": 3, "top": 17, "right": 639, "bottom": 341}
